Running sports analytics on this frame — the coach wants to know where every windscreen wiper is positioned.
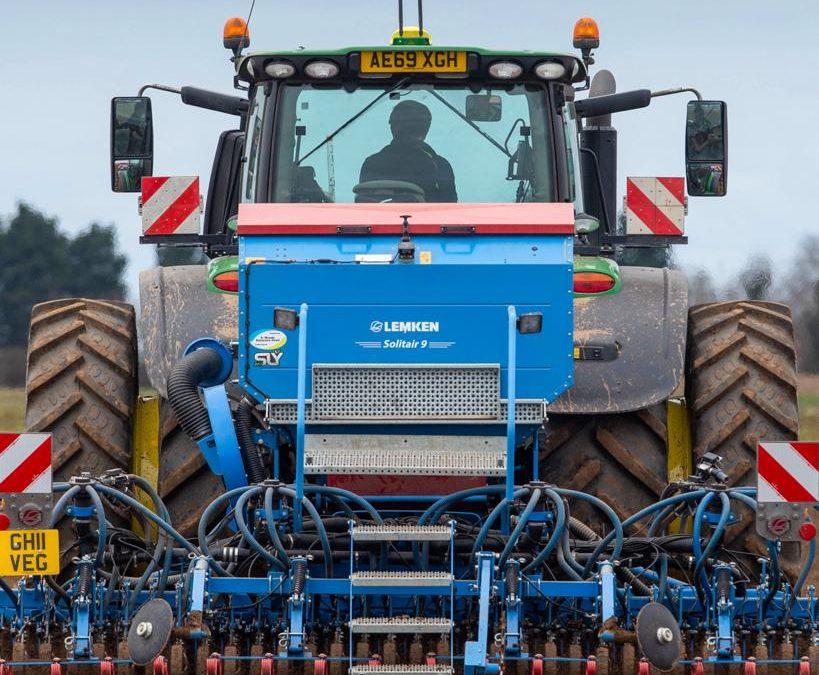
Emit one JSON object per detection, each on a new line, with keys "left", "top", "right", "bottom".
{"left": 427, "top": 89, "right": 510, "bottom": 157}
{"left": 298, "top": 77, "right": 411, "bottom": 165}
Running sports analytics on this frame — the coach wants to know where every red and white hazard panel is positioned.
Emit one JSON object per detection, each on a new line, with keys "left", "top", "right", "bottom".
{"left": 0, "top": 433, "right": 52, "bottom": 494}
{"left": 757, "top": 441, "right": 819, "bottom": 503}
{"left": 625, "top": 177, "right": 686, "bottom": 235}
{"left": 140, "top": 176, "right": 201, "bottom": 235}
{"left": 756, "top": 441, "right": 818, "bottom": 542}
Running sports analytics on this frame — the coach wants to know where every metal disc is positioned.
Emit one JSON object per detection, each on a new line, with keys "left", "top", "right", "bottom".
{"left": 127, "top": 598, "right": 173, "bottom": 666}
{"left": 635, "top": 602, "right": 681, "bottom": 672}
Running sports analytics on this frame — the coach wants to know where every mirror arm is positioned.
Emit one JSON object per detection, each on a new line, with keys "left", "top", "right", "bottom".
{"left": 650, "top": 86, "right": 703, "bottom": 102}
{"left": 138, "top": 83, "right": 182, "bottom": 96}
{"left": 427, "top": 90, "right": 510, "bottom": 158}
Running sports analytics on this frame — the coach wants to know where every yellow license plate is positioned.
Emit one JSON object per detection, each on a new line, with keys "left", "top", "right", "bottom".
{"left": 361, "top": 50, "right": 466, "bottom": 73}
{"left": 0, "top": 529, "right": 60, "bottom": 576}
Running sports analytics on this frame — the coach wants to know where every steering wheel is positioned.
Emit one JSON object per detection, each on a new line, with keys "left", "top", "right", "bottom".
{"left": 352, "top": 180, "right": 426, "bottom": 203}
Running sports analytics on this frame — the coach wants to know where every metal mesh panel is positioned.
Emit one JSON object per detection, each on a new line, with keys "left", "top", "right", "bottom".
{"left": 311, "top": 364, "right": 500, "bottom": 420}
{"left": 264, "top": 400, "right": 544, "bottom": 424}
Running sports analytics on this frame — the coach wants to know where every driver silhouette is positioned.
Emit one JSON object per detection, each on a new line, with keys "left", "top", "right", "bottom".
{"left": 360, "top": 101, "right": 457, "bottom": 202}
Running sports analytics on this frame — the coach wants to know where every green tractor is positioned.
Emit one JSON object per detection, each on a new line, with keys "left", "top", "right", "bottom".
{"left": 24, "top": 12, "right": 798, "bottom": 567}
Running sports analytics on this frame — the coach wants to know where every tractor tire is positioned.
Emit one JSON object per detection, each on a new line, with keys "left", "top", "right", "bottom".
{"left": 540, "top": 405, "right": 669, "bottom": 533}
{"left": 158, "top": 399, "right": 225, "bottom": 538}
{"left": 24, "top": 298, "right": 223, "bottom": 546}
{"left": 25, "top": 298, "right": 138, "bottom": 549}
{"left": 686, "top": 300, "right": 800, "bottom": 570}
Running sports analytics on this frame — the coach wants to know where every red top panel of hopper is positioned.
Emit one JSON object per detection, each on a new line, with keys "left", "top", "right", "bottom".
{"left": 237, "top": 202, "right": 575, "bottom": 235}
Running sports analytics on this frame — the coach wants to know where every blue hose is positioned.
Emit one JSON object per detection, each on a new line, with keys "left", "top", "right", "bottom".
{"left": 524, "top": 488, "right": 567, "bottom": 572}
{"left": 128, "top": 474, "right": 174, "bottom": 593}
{"left": 279, "top": 487, "right": 333, "bottom": 577}
{"left": 264, "top": 487, "right": 291, "bottom": 568}
{"left": 417, "top": 485, "right": 506, "bottom": 569}
{"left": 303, "top": 485, "right": 383, "bottom": 524}
{"left": 235, "top": 487, "right": 286, "bottom": 571}
{"left": 692, "top": 491, "right": 731, "bottom": 606}
{"left": 783, "top": 537, "right": 816, "bottom": 625}
{"left": 82, "top": 486, "right": 108, "bottom": 569}
{"left": 197, "top": 485, "right": 257, "bottom": 576}
{"left": 555, "top": 488, "right": 624, "bottom": 575}
{"left": 420, "top": 485, "right": 506, "bottom": 525}
{"left": 471, "top": 489, "right": 528, "bottom": 565}
{"left": 49, "top": 485, "right": 82, "bottom": 527}
{"left": 498, "top": 488, "right": 541, "bottom": 567}
{"left": 557, "top": 535, "right": 583, "bottom": 580}
{"left": 94, "top": 484, "right": 198, "bottom": 554}
{"left": 125, "top": 475, "right": 173, "bottom": 602}
{"left": 584, "top": 489, "right": 709, "bottom": 576}
{"left": 728, "top": 490, "right": 781, "bottom": 610}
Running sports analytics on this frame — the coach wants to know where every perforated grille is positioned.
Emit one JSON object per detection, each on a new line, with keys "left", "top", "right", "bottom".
{"left": 311, "top": 364, "right": 500, "bottom": 420}
{"left": 263, "top": 400, "right": 545, "bottom": 424}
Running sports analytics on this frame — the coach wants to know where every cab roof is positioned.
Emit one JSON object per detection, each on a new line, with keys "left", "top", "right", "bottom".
{"left": 237, "top": 45, "right": 586, "bottom": 85}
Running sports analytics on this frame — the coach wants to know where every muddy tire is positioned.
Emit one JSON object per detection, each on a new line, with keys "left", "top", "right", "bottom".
{"left": 540, "top": 405, "right": 669, "bottom": 532}
{"left": 686, "top": 300, "right": 800, "bottom": 568}
{"left": 25, "top": 298, "right": 137, "bottom": 551}
{"left": 158, "top": 399, "right": 225, "bottom": 538}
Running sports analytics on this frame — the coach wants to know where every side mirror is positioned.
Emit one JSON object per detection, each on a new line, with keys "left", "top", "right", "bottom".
{"left": 465, "top": 94, "right": 502, "bottom": 122}
{"left": 685, "top": 100, "right": 727, "bottom": 197}
{"left": 110, "top": 96, "right": 153, "bottom": 192}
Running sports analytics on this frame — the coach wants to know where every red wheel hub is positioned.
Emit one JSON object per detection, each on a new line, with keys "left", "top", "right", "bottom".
{"left": 207, "top": 653, "right": 223, "bottom": 675}
{"left": 800, "top": 656, "right": 811, "bottom": 675}
{"left": 152, "top": 656, "right": 168, "bottom": 675}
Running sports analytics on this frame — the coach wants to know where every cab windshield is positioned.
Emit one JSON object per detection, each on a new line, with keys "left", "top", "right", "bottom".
{"left": 270, "top": 81, "right": 555, "bottom": 204}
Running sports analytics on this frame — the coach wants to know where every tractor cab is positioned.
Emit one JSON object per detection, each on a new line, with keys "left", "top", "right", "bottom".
{"left": 235, "top": 34, "right": 586, "bottom": 210}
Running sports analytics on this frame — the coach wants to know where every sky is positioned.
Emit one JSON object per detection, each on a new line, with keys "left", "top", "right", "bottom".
{"left": 1, "top": 0, "right": 817, "bottom": 302}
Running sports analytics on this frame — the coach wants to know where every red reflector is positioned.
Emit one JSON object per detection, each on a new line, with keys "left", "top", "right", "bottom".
{"left": 0, "top": 513, "right": 9, "bottom": 530}
{"left": 573, "top": 271, "right": 615, "bottom": 294}
{"left": 213, "top": 272, "right": 239, "bottom": 293}
{"left": 800, "top": 521, "right": 816, "bottom": 541}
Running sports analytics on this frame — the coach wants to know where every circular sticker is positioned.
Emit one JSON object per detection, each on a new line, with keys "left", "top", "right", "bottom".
{"left": 766, "top": 516, "right": 791, "bottom": 537}
{"left": 18, "top": 503, "right": 44, "bottom": 527}
{"left": 250, "top": 329, "right": 287, "bottom": 351}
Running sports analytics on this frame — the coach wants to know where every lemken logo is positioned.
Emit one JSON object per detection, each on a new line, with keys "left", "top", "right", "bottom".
{"left": 370, "top": 320, "right": 440, "bottom": 333}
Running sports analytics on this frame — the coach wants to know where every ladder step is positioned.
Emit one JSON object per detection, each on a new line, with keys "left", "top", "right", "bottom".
{"left": 304, "top": 435, "right": 505, "bottom": 476}
{"left": 351, "top": 571, "right": 453, "bottom": 587}
{"left": 352, "top": 525, "right": 451, "bottom": 542}
{"left": 350, "top": 667, "right": 453, "bottom": 675}
{"left": 349, "top": 617, "right": 453, "bottom": 634}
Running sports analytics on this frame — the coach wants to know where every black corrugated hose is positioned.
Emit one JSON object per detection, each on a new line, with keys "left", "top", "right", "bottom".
{"left": 167, "top": 348, "right": 224, "bottom": 442}
{"left": 236, "top": 397, "right": 268, "bottom": 484}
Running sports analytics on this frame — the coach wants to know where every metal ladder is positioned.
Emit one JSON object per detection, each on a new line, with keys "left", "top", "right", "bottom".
{"left": 347, "top": 523, "right": 456, "bottom": 675}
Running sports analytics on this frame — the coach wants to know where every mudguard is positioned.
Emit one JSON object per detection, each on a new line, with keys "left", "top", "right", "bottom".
{"left": 546, "top": 266, "right": 688, "bottom": 414}
{"left": 138, "top": 265, "right": 237, "bottom": 399}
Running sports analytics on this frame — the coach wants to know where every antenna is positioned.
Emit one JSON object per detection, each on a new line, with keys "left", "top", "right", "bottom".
{"left": 398, "top": 0, "right": 404, "bottom": 36}
{"left": 417, "top": 0, "right": 424, "bottom": 34}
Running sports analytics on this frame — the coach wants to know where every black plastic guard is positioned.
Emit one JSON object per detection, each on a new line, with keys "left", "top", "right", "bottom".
{"left": 138, "top": 265, "right": 237, "bottom": 399}
{"left": 546, "top": 266, "right": 688, "bottom": 414}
